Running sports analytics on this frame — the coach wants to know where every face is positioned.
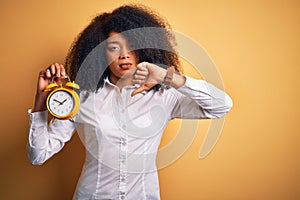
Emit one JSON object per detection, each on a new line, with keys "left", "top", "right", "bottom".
{"left": 106, "top": 32, "right": 138, "bottom": 84}
{"left": 48, "top": 90, "right": 74, "bottom": 117}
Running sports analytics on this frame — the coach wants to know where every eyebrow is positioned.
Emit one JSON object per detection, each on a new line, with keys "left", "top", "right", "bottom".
{"left": 106, "top": 41, "right": 120, "bottom": 44}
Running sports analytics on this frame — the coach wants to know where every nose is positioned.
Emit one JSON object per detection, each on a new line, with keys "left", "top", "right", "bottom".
{"left": 118, "top": 49, "right": 130, "bottom": 59}
{"left": 119, "top": 54, "right": 130, "bottom": 59}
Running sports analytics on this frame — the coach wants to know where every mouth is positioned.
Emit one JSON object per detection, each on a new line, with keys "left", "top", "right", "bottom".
{"left": 119, "top": 63, "right": 132, "bottom": 70}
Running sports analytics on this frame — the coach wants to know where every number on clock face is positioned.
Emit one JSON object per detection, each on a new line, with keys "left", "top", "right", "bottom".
{"left": 48, "top": 90, "right": 74, "bottom": 117}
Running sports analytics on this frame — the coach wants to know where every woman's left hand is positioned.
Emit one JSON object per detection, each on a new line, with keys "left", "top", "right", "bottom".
{"left": 131, "top": 62, "right": 166, "bottom": 96}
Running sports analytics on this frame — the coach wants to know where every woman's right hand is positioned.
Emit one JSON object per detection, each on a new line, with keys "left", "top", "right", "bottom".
{"left": 32, "top": 63, "right": 66, "bottom": 112}
{"left": 36, "top": 63, "right": 67, "bottom": 94}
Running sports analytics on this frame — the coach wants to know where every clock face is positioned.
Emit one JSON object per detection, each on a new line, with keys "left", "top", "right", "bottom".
{"left": 47, "top": 90, "right": 74, "bottom": 117}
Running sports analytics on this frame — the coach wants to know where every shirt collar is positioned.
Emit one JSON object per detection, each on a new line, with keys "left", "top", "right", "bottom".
{"left": 103, "top": 77, "right": 148, "bottom": 95}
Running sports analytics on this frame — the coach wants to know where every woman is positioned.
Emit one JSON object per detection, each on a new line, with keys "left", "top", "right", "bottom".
{"left": 28, "top": 4, "right": 232, "bottom": 200}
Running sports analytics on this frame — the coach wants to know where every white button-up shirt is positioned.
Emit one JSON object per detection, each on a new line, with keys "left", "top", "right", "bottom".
{"left": 27, "top": 76, "right": 232, "bottom": 200}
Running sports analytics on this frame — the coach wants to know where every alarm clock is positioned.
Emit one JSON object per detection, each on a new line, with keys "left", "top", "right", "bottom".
{"left": 44, "top": 76, "right": 80, "bottom": 120}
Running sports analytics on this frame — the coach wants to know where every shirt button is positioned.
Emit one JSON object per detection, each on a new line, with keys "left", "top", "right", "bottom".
{"left": 121, "top": 174, "right": 126, "bottom": 182}
{"left": 120, "top": 192, "right": 125, "bottom": 200}
{"left": 120, "top": 154, "right": 126, "bottom": 163}
{"left": 121, "top": 137, "right": 127, "bottom": 145}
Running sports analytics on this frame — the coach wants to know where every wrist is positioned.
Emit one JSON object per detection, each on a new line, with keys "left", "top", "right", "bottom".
{"left": 161, "top": 66, "right": 186, "bottom": 89}
{"left": 171, "top": 74, "right": 186, "bottom": 89}
{"left": 32, "top": 93, "right": 48, "bottom": 112}
{"left": 162, "top": 66, "right": 175, "bottom": 88}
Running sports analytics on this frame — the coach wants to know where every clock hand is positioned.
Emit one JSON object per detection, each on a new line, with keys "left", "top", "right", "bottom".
{"left": 54, "top": 99, "right": 62, "bottom": 105}
{"left": 61, "top": 98, "right": 67, "bottom": 105}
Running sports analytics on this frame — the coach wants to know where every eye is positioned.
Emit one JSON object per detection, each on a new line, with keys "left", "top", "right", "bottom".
{"left": 107, "top": 44, "right": 120, "bottom": 52}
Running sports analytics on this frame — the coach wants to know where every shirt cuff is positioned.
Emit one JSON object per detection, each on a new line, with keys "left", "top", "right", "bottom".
{"left": 28, "top": 109, "right": 48, "bottom": 124}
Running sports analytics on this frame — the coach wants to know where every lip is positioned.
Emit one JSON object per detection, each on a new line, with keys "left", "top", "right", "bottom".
{"left": 119, "top": 63, "right": 132, "bottom": 70}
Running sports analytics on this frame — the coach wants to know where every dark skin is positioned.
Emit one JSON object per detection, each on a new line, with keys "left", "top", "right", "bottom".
{"left": 32, "top": 32, "right": 186, "bottom": 112}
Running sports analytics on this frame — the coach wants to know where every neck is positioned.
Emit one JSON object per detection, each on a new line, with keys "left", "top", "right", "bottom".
{"left": 109, "top": 75, "right": 133, "bottom": 90}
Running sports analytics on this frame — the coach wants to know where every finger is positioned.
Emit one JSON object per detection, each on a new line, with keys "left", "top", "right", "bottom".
{"left": 46, "top": 69, "right": 51, "bottom": 78}
{"left": 54, "top": 63, "right": 61, "bottom": 77}
{"left": 132, "top": 79, "right": 145, "bottom": 85}
{"left": 131, "top": 83, "right": 156, "bottom": 97}
{"left": 133, "top": 74, "right": 147, "bottom": 80}
{"left": 39, "top": 70, "right": 46, "bottom": 78}
{"left": 50, "top": 64, "right": 56, "bottom": 75}
{"left": 60, "top": 64, "right": 66, "bottom": 77}
{"left": 137, "top": 62, "right": 148, "bottom": 71}
{"left": 131, "top": 85, "right": 148, "bottom": 97}
{"left": 134, "top": 69, "right": 148, "bottom": 76}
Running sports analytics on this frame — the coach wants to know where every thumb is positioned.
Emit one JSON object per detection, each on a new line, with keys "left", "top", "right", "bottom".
{"left": 131, "top": 83, "right": 156, "bottom": 97}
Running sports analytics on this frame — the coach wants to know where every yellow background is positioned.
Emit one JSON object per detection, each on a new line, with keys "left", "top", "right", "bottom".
{"left": 0, "top": 0, "right": 299, "bottom": 199}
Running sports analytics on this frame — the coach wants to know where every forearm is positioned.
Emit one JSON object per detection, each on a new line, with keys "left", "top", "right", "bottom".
{"left": 152, "top": 66, "right": 186, "bottom": 89}
{"left": 171, "top": 73, "right": 186, "bottom": 89}
{"left": 27, "top": 110, "right": 75, "bottom": 165}
{"left": 176, "top": 76, "right": 233, "bottom": 118}
{"left": 27, "top": 110, "right": 49, "bottom": 165}
{"left": 32, "top": 93, "right": 48, "bottom": 112}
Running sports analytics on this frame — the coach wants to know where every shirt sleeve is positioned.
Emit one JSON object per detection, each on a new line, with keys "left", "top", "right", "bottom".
{"left": 170, "top": 76, "right": 233, "bottom": 119}
{"left": 27, "top": 109, "right": 76, "bottom": 165}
